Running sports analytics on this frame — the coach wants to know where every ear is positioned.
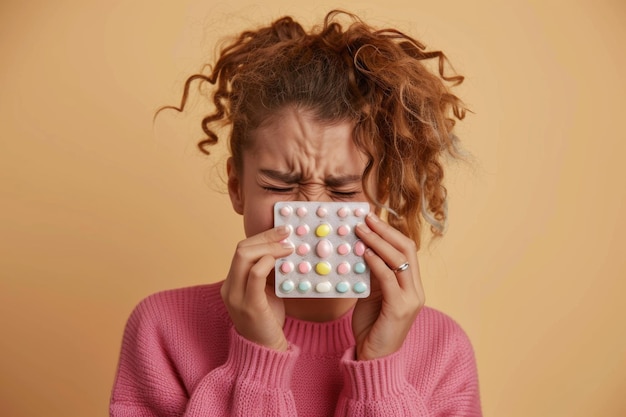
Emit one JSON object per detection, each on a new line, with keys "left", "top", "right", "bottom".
{"left": 227, "top": 157, "right": 244, "bottom": 215}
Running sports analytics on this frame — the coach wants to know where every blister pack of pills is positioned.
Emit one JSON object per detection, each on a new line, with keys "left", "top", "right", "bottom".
{"left": 274, "top": 201, "right": 370, "bottom": 298}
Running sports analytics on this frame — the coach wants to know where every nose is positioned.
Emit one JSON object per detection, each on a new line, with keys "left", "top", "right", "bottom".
{"left": 295, "top": 187, "right": 334, "bottom": 202}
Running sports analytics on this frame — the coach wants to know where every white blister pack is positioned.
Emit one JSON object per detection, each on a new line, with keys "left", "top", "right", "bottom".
{"left": 274, "top": 201, "right": 370, "bottom": 298}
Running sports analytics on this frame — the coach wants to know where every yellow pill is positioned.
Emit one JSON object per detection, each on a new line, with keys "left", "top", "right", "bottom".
{"left": 315, "top": 261, "right": 332, "bottom": 275}
{"left": 315, "top": 223, "right": 331, "bottom": 237}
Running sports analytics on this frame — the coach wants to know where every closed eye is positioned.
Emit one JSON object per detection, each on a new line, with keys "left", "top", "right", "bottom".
{"left": 263, "top": 186, "right": 295, "bottom": 193}
{"left": 331, "top": 190, "right": 360, "bottom": 200}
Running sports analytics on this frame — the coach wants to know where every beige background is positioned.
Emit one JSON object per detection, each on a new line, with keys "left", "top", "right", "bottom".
{"left": 1, "top": 0, "right": 625, "bottom": 416}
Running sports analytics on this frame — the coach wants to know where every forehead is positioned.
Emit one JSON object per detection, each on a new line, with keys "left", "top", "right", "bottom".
{"left": 251, "top": 106, "right": 352, "bottom": 144}
{"left": 246, "top": 106, "right": 365, "bottom": 173}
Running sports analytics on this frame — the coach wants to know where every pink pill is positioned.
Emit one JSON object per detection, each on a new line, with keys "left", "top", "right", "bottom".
{"left": 354, "top": 240, "right": 366, "bottom": 256}
{"left": 316, "top": 206, "right": 328, "bottom": 217}
{"left": 296, "top": 206, "right": 308, "bottom": 217}
{"left": 316, "top": 239, "right": 333, "bottom": 258}
{"left": 337, "top": 224, "right": 350, "bottom": 236}
{"left": 298, "top": 262, "right": 311, "bottom": 274}
{"left": 354, "top": 207, "right": 366, "bottom": 217}
{"left": 337, "top": 207, "right": 349, "bottom": 218}
{"left": 337, "top": 243, "right": 351, "bottom": 255}
{"left": 279, "top": 261, "right": 294, "bottom": 274}
{"left": 337, "top": 262, "right": 351, "bottom": 275}
{"left": 279, "top": 206, "right": 292, "bottom": 217}
{"left": 296, "top": 224, "right": 309, "bottom": 236}
{"left": 296, "top": 243, "right": 310, "bottom": 256}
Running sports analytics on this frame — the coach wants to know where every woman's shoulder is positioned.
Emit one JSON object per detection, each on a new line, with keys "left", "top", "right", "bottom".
{"left": 404, "top": 307, "right": 481, "bottom": 408}
{"left": 416, "top": 306, "right": 469, "bottom": 329}
{"left": 125, "top": 281, "right": 228, "bottom": 330}
{"left": 114, "top": 282, "right": 234, "bottom": 392}
{"left": 410, "top": 306, "right": 476, "bottom": 355}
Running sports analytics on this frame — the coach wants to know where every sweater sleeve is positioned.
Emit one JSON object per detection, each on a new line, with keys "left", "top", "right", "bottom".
{"left": 334, "top": 347, "right": 429, "bottom": 417}
{"left": 426, "top": 328, "right": 481, "bottom": 417}
{"left": 334, "top": 319, "right": 481, "bottom": 417}
{"left": 110, "top": 294, "right": 300, "bottom": 417}
{"left": 184, "top": 328, "right": 300, "bottom": 417}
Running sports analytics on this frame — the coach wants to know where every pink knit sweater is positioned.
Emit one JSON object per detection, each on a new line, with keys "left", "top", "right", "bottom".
{"left": 110, "top": 282, "right": 481, "bottom": 416}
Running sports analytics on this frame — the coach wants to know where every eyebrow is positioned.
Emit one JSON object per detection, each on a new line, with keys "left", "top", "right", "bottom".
{"left": 259, "top": 169, "right": 302, "bottom": 184}
{"left": 259, "top": 169, "right": 362, "bottom": 186}
{"left": 324, "top": 174, "right": 363, "bottom": 187}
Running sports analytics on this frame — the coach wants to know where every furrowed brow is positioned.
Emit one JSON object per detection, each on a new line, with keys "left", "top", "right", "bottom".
{"left": 259, "top": 169, "right": 302, "bottom": 184}
{"left": 259, "top": 170, "right": 362, "bottom": 186}
{"left": 324, "top": 174, "right": 363, "bottom": 187}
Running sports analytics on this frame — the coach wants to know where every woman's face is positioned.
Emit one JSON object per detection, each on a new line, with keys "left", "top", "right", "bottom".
{"left": 228, "top": 106, "right": 370, "bottom": 238}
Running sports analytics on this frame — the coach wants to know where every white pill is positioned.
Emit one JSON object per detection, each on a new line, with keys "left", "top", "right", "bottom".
{"left": 315, "top": 281, "right": 332, "bottom": 293}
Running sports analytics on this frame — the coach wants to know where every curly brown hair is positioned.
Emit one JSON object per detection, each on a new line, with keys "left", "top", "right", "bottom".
{"left": 162, "top": 10, "right": 467, "bottom": 248}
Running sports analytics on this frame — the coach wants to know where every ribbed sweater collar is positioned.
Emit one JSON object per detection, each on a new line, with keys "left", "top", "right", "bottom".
{"left": 283, "top": 309, "right": 355, "bottom": 356}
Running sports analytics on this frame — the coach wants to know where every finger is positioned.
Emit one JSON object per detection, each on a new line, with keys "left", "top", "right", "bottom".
{"left": 362, "top": 248, "right": 403, "bottom": 297}
{"left": 227, "top": 238, "right": 294, "bottom": 296}
{"left": 245, "top": 254, "right": 277, "bottom": 304}
{"left": 356, "top": 222, "right": 410, "bottom": 279}
{"left": 365, "top": 247, "right": 426, "bottom": 317}
{"left": 364, "top": 213, "right": 416, "bottom": 254}
{"left": 356, "top": 215, "right": 420, "bottom": 291}
{"left": 236, "top": 225, "right": 292, "bottom": 249}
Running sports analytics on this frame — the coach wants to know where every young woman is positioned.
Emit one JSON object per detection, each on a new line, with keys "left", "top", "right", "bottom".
{"left": 111, "top": 10, "right": 481, "bottom": 416}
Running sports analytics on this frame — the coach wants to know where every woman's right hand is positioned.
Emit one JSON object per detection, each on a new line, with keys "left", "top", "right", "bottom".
{"left": 220, "top": 225, "right": 294, "bottom": 351}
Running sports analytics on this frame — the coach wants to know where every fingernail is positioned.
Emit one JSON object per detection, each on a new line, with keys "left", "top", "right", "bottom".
{"left": 280, "top": 239, "right": 294, "bottom": 249}
{"left": 367, "top": 212, "right": 379, "bottom": 222}
{"left": 357, "top": 222, "right": 371, "bottom": 233}
{"left": 277, "top": 225, "right": 291, "bottom": 234}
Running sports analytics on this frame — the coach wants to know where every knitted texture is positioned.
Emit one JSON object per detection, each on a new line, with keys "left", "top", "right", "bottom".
{"left": 110, "top": 283, "right": 481, "bottom": 416}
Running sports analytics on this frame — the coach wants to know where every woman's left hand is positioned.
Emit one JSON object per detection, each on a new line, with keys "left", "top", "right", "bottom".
{"left": 352, "top": 212, "right": 425, "bottom": 360}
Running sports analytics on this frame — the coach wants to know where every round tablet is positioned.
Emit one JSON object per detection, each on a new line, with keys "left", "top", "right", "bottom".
{"left": 315, "top": 281, "right": 332, "bottom": 293}
{"left": 354, "top": 262, "right": 367, "bottom": 274}
{"left": 279, "top": 261, "right": 294, "bottom": 274}
{"left": 335, "top": 281, "right": 350, "bottom": 293}
{"left": 337, "top": 243, "right": 351, "bottom": 255}
{"left": 337, "top": 207, "right": 350, "bottom": 218}
{"left": 315, "top": 261, "right": 332, "bottom": 275}
{"left": 295, "top": 224, "right": 310, "bottom": 236}
{"left": 279, "top": 205, "right": 293, "bottom": 217}
{"left": 316, "top": 206, "right": 328, "bottom": 217}
{"left": 353, "top": 281, "right": 368, "bottom": 294}
{"left": 298, "top": 262, "right": 312, "bottom": 274}
{"left": 337, "top": 262, "right": 351, "bottom": 275}
{"left": 315, "top": 223, "right": 331, "bottom": 237}
{"left": 280, "top": 280, "right": 295, "bottom": 293}
{"left": 337, "top": 224, "right": 350, "bottom": 236}
{"left": 298, "top": 280, "right": 312, "bottom": 293}
{"left": 354, "top": 207, "right": 366, "bottom": 217}
{"left": 296, "top": 243, "right": 310, "bottom": 256}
